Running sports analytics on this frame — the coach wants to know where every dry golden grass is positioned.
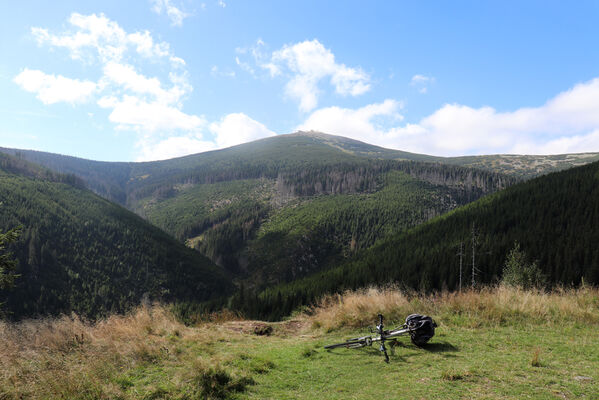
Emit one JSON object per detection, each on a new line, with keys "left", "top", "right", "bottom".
{"left": 308, "top": 285, "right": 599, "bottom": 331}
{"left": 0, "top": 304, "right": 249, "bottom": 399}
{"left": 1, "top": 286, "right": 598, "bottom": 398}
{"left": 308, "top": 286, "right": 411, "bottom": 330}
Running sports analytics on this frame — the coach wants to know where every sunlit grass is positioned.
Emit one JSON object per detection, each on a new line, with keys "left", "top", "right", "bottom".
{"left": 308, "top": 285, "right": 599, "bottom": 331}
{"left": 1, "top": 286, "right": 598, "bottom": 399}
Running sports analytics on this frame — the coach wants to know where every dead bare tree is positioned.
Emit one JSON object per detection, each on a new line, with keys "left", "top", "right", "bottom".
{"left": 471, "top": 222, "right": 480, "bottom": 288}
{"left": 457, "top": 240, "right": 464, "bottom": 291}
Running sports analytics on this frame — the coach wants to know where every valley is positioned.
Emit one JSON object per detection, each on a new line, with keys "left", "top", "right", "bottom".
{"left": 1, "top": 131, "right": 599, "bottom": 320}
{"left": 4, "top": 3, "right": 599, "bottom": 399}
{"left": 1, "top": 133, "right": 518, "bottom": 315}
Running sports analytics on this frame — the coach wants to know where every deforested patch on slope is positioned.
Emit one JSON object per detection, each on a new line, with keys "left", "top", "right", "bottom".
{"left": 243, "top": 160, "right": 599, "bottom": 320}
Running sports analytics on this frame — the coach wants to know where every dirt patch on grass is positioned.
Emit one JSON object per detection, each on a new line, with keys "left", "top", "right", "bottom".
{"left": 222, "top": 320, "right": 273, "bottom": 335}
{"left": 221, "top": 318, "right": 308, "bottom": 336}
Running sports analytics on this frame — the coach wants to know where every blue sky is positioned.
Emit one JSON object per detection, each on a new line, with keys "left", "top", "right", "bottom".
{"left": 2, "top": 1, "right": 599, "bottom": 161}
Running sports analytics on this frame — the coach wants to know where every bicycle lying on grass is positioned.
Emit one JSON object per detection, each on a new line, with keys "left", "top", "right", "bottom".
{"left": 324, "top": 314, "right": 437, "bottom": 363}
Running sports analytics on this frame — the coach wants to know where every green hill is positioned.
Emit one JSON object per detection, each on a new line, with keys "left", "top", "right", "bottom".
{"left": 3, "top": 132, "right": 598, "bottom": 202}
{"left": 286, "top": 131, "right": 599, "bottom": 178}
{"left": 2, "top": 132, "right": 596, "bottom": 295}
{"left": 2, "top": 134, "right": 598, "bottom": 322}
{"left": 243, "top": 160, "right": 599, "bottom": 320}
{"left": 138, "top": 159, "right": 514, "bottom": 286}
{"left": 0, "top": 134, "right": 516, "bottom": 287}
{"left": 0, "top": 153, "right": 232, "bottom": 319}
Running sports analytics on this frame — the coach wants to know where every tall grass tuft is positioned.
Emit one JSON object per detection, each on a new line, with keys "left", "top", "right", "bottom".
{"left": 531, "top": 347, "right": 542, "bottom": 367}
{"left": 309, "top": 285, "right": 599, "bottom": 331}
{"left": 0, "top": 304, "right": 219, "bottom": 399}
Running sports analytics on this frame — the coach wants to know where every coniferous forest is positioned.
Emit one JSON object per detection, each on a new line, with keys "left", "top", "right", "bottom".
{"left": 239, "top": 160, "right": 599, "bottom": 320}
{"left": 0, "top": 133, "right": 598, "bottom": 321}
{"left": 0, "top": 154, "right": 232, "bottom": 319}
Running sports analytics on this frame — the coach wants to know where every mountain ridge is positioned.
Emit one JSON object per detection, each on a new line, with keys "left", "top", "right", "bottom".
{"left": 6, "top": 130, "right": 599, "bottom": 164}
{"left": 3, "top": 131, "right": 597, "bottom": 220}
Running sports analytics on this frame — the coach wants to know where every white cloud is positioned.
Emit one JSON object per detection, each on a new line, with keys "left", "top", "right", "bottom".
{"left": 151, "top": 0, "right": 189, "bottom": 26}
{"left": 218, "top": 0, "right": 227, "bottom": 8}
{"left": 98, "top": 95, "right": 205, "bottom": 133}
{"left": 135, "top": 112, "right": 275, "bottom": 161}
{"left": 136, "top": 135, "right": 216, "bottom": 161}
{"left": 411, "top": 74, "right": 432, "bottom": 84}
{"left": 21, "top": 13, "right": 207, "bottom": 156}
{"left": 272, "top": 40, "right": 370, "bottom": 111}
{"left": 32, "top": 13, "right": 171, "bottom": 64}
{"left": 102, "top": 61, "right": 188, "bottom": 105}
{"left": 127, "top": 31, "right": 170, "bottom": 59}
{"left": 169, "top": 56, "right": 186, "bottom": 67}
{"left": 522, "top": 130, "right": 599, "bottom": 154}
{"left": 14, "top": 69, "right": 97, "bottom": 104}
{"left": 210, "top": 113, "right": 276, "bottom": 148}
{"left": 298, "top": 99, "right": 402, "bottom": 142}
{"left": 239, "top": 39, "right": 370, "bottom": 112}
{"left": 20, "top": 14, "right": 280, "bottom": 161}
{"left": 211, "top": 65, "right": 236, "bottom": 78}
{"left": 235, "top": 56, "right": 255, "bottom": 75}
{"left": 410, "top": 74, "right": 435, "bottom": 94}
{"left": 299, "top": 78, "right": 599, "bottom": 156}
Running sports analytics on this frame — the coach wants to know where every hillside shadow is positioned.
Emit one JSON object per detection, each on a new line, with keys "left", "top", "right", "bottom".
{"left": 323, "top": 340, "right": 458, "bottom": 363}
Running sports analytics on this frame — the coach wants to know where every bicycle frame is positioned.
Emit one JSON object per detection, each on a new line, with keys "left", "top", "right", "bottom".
{"left": 325, "top": 314, "right": 411, "bottom": 362}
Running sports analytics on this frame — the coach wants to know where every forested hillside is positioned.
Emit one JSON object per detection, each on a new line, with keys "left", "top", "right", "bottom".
{"left": 0, "top": 148, "right": 132, "bottom": 205}
{"left": 2, "top": 134, "right": 598, "bottom": 321}
{"left": 3, "top": 131, "right": 597, "bottom": 207}
{"left": 1, "top": 134, "right": 517, "bottom": 288}
{"left": 0, "top": 154, "right": 232, "bottom": 319}
{"left": 3, "top": 132, "right": 597, "bottom": 305}
{"left": 142, "top": 161, "right": 514, "bottom": 286}
{"left": 238, "top": 160, "right": 599, "bottom": 320}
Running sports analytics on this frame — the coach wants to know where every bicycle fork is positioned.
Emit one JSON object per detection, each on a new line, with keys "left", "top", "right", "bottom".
{"left": 379, "top": 340, "right": 389, "bottom": 363}
{"left": 377, "top": 314, "right": 390, "bottom": 363}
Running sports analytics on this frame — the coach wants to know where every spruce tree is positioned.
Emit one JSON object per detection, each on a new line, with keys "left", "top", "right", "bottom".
{"left": 0, "top": 227, "right": 21, "bottom": 290}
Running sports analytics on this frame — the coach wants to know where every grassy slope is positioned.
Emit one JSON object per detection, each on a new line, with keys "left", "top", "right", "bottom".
{"left": 296, "top": 131, "right": 599, "bottom": 179}
{"left": 256, "top": 170, "right": 453, "bottom": 240}
{"left": 0, "top": 146, "right": 132, "bottom": 204}
{"left": 2, "top": 134, "right": 362, "bottom": 207}
{"left": 2, "top": 134, "right": 594, "bottom": 287}
{"left": 1, "top": 287, "right": 597, "bottom": 399}
{"left": 248, "top": 285, "right": 599, "bottom": 399}
{"left": 245, "top": 324, "right": 598, "bottom": 399}
{"left": 443, "top": 153, "right": 599, "bottom": 179}
{"left": 140, "top": 179, "right": 273, "bottom": 239}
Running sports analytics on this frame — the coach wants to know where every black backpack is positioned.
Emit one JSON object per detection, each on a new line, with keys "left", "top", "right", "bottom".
{"left": 406, "top": 314, "right": 437, "bottom": 347}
